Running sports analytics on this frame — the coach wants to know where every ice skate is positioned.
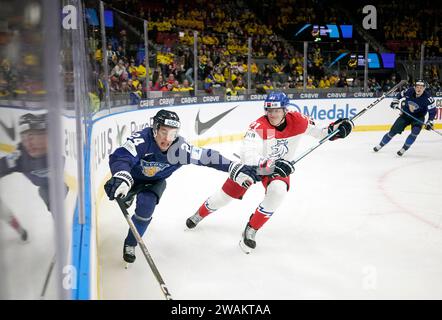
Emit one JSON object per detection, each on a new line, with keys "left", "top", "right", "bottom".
{"left": 123, "top": 244, "right": 136, "bottom": 266}
{"left": 373, "top": 144, "right": 383, "bottom": 152}
{"left": 239, "top": 223, "right": 257, "bottom": 254}
{"left": 397, "top": 148, "right": 406, "bottom": 156}
{"left": 186, "top": 211, "right": 204, "bottom": 229}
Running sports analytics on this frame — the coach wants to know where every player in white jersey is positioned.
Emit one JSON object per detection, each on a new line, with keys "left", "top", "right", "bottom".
{"left": 185, "top": 91, "right": 353, "bottom": 253}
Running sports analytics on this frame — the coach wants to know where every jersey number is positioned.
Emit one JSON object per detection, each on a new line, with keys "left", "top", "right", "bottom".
{"left": 129, "top": 133, "right": 144, "bottom": 146}
{"left": 250, "top": 121, "right": 261, "bottom": 130}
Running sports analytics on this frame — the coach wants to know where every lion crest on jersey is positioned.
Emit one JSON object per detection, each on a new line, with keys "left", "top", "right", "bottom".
{"left": 269, "top": 139, "right": 289, "bottom": 159}
{"left": 408, "top": 101, "right": 420, "bottom": 113}
{"left": 140, "top": 160, "right": 169, "bottom": 177}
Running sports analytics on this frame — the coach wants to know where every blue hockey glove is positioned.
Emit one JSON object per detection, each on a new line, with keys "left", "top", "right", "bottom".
{"left": 104, "top": 171, "right": 133, "bottom": 200}
{"left": 229, "top": 162, "right": 260, "bottom": 188}
{"left": 272, "top": 159, "right": 295, "bottom": 178}
{"left": 328, "top": 118, "right": 354, "bottom": 140}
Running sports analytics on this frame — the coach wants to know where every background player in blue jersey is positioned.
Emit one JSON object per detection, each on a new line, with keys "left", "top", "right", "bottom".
{"left": 0, "top": 113, "right": 50, "bottom": 241}
{"left": 104, "top": 109, "right": 260, "bottom": 263}
{"left": 373, "top": 80, "right": 436, "bottom": 156}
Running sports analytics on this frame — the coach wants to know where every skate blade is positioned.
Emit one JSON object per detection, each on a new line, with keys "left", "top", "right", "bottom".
{"left": 239, "top": 239, "right": 252, "bottom": 254}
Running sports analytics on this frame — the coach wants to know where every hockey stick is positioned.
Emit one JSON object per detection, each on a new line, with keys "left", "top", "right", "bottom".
{"left": 40, "top": 254, "right": 56, "bottom": 299}
{"left": 394, "top": 108, "right": 442, "bottom": 137}
{"left": 290, "top": 80, "right": 408, "bottom": 165}
{"left": 115, "top": 198, "right": 173, "bottom": 300}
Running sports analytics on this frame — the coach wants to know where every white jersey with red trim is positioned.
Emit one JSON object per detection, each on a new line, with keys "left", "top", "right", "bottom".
{"left": 240, "top": 111, "right": 328, "bottom": 166}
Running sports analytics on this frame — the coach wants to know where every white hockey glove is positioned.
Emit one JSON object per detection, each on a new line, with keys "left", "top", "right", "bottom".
{"left": 390, "top": 99, "right": 399, "bottom": 109}
{"left": 425, "top": 120, "right": 434, "bottom": 131}
{"left": 104, "top": 171, "right": 134, "bottom": 200}
{"left": 229, "top": 162, "right": 260, "bottom": 188}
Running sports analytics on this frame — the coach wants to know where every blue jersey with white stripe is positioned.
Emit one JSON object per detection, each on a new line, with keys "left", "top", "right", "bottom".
{"left": 109, "top": 127, "right": 232, "bottom": 183}
{"left": 0, "top": 143, "right": 48, "bottom": 188}
{"left": 397, "top": 88, "right": 436, "bottom": 120}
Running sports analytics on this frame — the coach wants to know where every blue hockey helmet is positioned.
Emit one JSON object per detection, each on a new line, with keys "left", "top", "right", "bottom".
{"left": 264, "top": 91, "right": 290, "bottom": 110}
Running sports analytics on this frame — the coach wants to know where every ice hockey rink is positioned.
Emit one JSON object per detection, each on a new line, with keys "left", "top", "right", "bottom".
{"left": 95, "top": 130, "right": 442, "bottom": 300}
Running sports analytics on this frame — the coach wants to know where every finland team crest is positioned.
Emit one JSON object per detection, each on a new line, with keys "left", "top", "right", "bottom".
{"left": 140, "top": 160, "right": 170, "bottom": 177}
{"left": 408, "top": 101, "right": 420, "bottom": 112}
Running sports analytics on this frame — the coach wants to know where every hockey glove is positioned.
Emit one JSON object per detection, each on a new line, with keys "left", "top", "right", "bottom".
{"left": 104, "top": 171, "right": 134, "bottom": 200}
{"left": 328, "top": 118, "right": 354, "bottom": 140}
{"left": 256, "top": 158, "right": 276, "bottom": 176}
{"left": 229, "top": 162, "right": 260, "bottom": 188}
{"left": 390, "top": 99, "right": 399, "bottom": 109}
{"left": 425, "top": 120, "right": 434, "bottom": 131}
{"left": 272, "top": 159, "right": 295, "bottom": 178}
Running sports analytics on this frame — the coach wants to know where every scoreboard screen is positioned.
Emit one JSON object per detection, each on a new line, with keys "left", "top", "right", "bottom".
{"left": 330, "top": 52, "right": 396, "bottom": 69}
{"left": 294, "top": 24, "right": 353, "bottom": 41}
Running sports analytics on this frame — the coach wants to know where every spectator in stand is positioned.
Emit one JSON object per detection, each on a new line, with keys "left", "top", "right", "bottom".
{"left": 214, "top": 67, "right": 226, "bottom": 87}
{"left": 204, "top": 70, "right": 215, "bottom": 94}
{"left": 234, "top": 78, "right": 246, "bottom": 93}
{"left": 131, "top": 74, "right": 140, "bottom": 92}
{"left": 318, "top": 76, "right": 330, "bottom": 89}
{"left": 106, "top": 43, "right": 117, "bottom": 67}
{"left": 263, "top": 79, "right": 274, "bottom": 91}
{"left": 369, "top": 78, "right": 382, "bottom": 93}
{"left": 167, "top": 73, "right": 176, "bottom": 85}
{"left": 225, "top": 81, "right": 237, "bottom": 96}
{"left": 180, "top": 79, "right": 194, "bottom": 95}
{"left": 136, "top": 62, "right": 147, "bottom": 82}
{"left": 128, "top": 59, "right": 138, "bottom": 79}
{"left": 110, "top": 59, "right": 128, "bottom": 91}
{"left": 336, "top": 76, "right": 347, "bottom": 88}
{"left": 172, "top": 80, "right": 181, "bottom": 92}
{"left": 382, "top": 78, "right": 395, "bottom": 91}
{"left": 161, "top": 83, "right": 173, "bottom": 92}
{"left": 306, "top": 78, "right": 316, "bottom": 89}
{"left": 116, "top": 45, "right": 125, "bottom": 61}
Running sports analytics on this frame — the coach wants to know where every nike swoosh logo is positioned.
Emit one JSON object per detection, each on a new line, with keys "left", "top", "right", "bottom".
{"left": 195, "top": 106, "right": 238, "bottom": 135}
{"left": 0, "top": 120, "right": 15, "bottom": 141}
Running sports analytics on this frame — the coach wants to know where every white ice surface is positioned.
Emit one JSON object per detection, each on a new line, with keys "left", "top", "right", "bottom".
{"left": 97, "top": 130, "right": 442, "bottom": 300}
{"left": 0, "top": 173, "right": 57, "bottom": 299}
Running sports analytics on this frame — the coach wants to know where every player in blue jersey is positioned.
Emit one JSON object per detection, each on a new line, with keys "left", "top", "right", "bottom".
{"left": 104, "top": 109, "right": 260, "bottom": 264}
{"left": 373, "top": 80, "right": 436, "bottom": 156}
{"left": 0, "top": 113, "right": 51, "bottom": 241}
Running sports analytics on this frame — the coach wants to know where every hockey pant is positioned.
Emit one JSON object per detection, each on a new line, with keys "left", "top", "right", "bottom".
{"left": 198, "top": 176, "right": 290, "bottom": 230}
{"left": 379, "top": 114, "right": 424, "bottom": 149}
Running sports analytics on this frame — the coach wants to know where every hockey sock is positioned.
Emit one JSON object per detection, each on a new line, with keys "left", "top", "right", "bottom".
{"left": 380, "top": 132, "right": 394, "bottom": 146}
{"left": 125, "top": 193, "right": 156, "bottom": 247}
{"left": 249, "top": 180, "right": 287, "bottom": 230}
{"left": 199, "top": 190, "right": 233, "bottom": 217}
{"left": 403, "top": 126, "right": 421, "bottom": 149}
{"left": 125, "top": 214, "right": 152, "bottom": 247}
{"left": 249, "top": 206, "right": 273, "bottom": 230}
